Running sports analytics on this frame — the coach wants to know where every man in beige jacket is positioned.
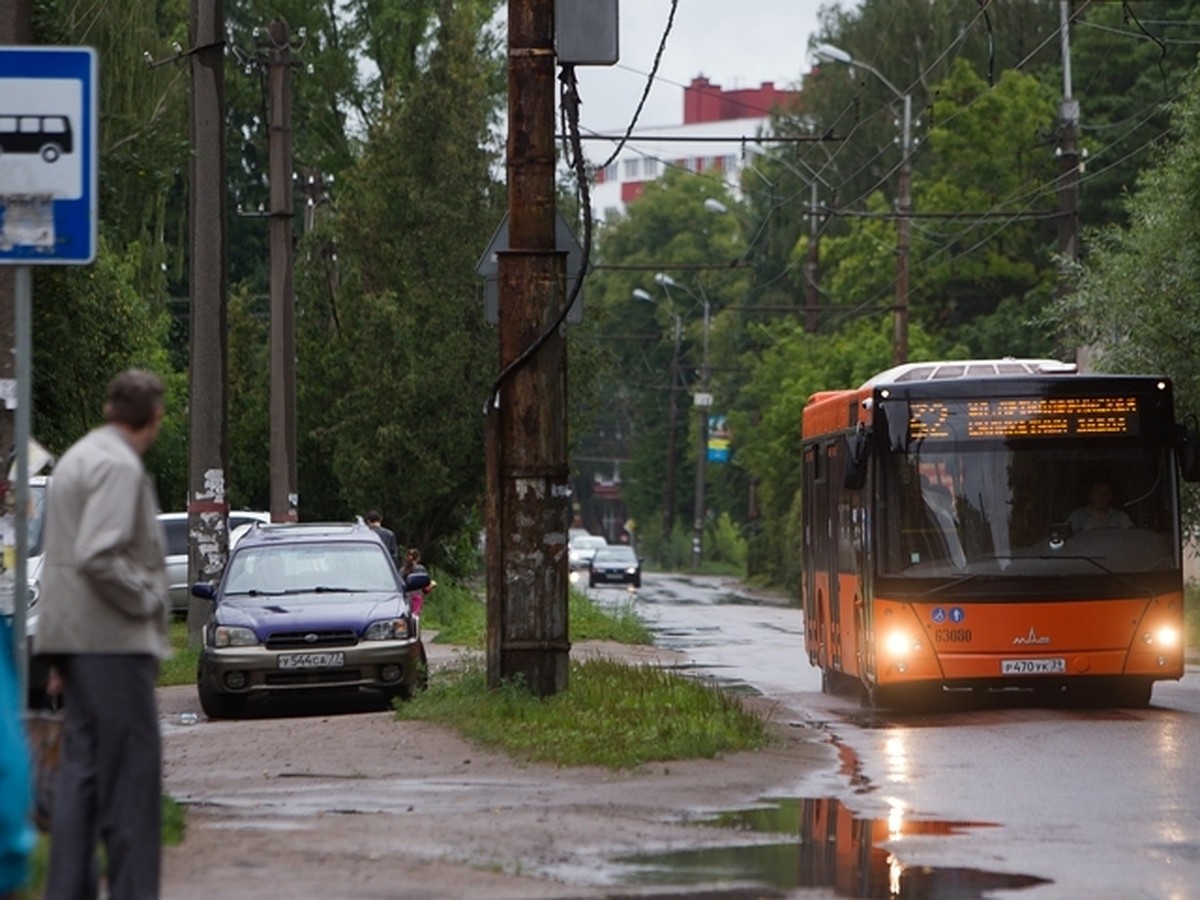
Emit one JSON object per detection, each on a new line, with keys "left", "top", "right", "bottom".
{"left": 34, "top": 369, "right": 170, "bottom": 899}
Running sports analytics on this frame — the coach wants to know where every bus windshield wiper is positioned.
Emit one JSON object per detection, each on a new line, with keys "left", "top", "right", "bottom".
{"left": 917, "top": 573, "right": 984, "bottom": 598}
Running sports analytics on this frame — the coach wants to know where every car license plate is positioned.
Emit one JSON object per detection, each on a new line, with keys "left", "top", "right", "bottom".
{"left": 1001, "top": 658, "right": 1065, "bottom": 675}
{"left": 278, "top": 651, "right": 345, "bottom": 670}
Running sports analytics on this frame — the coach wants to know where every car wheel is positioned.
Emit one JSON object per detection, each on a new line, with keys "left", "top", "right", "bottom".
{"left": 394, "top": 644, "right": 430, "bottom": 702}
{"left": 633, "top": 575, "right": 641, "bottom": 589}
{"left": 198, "top": 681, "right": 246, "bottom": 720}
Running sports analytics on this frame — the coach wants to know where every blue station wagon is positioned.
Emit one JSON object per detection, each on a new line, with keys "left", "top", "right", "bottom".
{"left": 193, "top": 520, "right": 430, "bottom": 719}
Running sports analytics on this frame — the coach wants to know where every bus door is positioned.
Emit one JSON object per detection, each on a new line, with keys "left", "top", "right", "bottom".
{"left": 826, "top": 441, "right": 845, "bottom": 670}
{"left": 804, "top": 443, "right": 836, "bottom": 670}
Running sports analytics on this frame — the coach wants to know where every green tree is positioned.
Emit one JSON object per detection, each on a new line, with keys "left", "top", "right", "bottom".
{"left": 1068, "top": 1, "right": 1200, "bottom": 230}
{"left": 731, "top": 316, "right": 945, "bottom": 588}
{"left": 295, "top": 0, "right": 504, "bottom": 569}
{"left": 1050, "top": 68, "right": 1200, "bottom": 528}
{"left": 580, "top": 170, "right": 747, "bottom": 559}
{"left": 913, "top": 59, "right": 1060, "bottom": 356}
{"left": 29, "top": 0, "right": 189, "bottom": 495}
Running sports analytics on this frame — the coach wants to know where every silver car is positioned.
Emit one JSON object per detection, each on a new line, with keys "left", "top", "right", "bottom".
{"left": 158, "top": 510, "right": 271, "bottom": 614}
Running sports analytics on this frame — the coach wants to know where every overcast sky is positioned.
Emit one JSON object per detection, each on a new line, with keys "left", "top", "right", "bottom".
{"left": 568, "top": 1, "right": 833, "bottom": 132}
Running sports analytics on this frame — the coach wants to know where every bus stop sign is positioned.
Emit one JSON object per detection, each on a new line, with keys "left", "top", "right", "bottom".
{"left": 0, "top": 46, "right": 98, "bottom": 265}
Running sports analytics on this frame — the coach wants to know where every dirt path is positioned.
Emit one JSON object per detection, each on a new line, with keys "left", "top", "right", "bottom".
{"left": 159, "top": 639, "right": 836, "bottom": 899}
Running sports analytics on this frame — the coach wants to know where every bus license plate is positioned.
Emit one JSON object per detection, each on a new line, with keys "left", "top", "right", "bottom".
{"left": 1001, "top": 658, "right": 1065, "bottom": 675}
{"left": 278, "top": 652, "right": 345, "bottom": 669}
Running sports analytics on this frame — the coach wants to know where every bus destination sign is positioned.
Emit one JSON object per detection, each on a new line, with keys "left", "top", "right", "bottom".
{"left": 909, "top": 396, "right": 1140, "bottom": 441}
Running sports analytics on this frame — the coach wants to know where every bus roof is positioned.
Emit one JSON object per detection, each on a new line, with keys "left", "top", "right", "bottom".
{"left": 803, "top": 359, "right": 1080, "bottom": 440}
{"left": 860, "top": 359, "right": 1076, "bottom": 388}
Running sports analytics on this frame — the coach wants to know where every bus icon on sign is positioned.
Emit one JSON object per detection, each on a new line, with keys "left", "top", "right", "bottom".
{"left": 0, "top": 114, "right": 73, "bottom": 162}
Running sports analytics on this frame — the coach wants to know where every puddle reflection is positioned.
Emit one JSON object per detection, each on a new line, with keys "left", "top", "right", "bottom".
{"left": 614, "top": 796, "right": 1050, "bottom": 898}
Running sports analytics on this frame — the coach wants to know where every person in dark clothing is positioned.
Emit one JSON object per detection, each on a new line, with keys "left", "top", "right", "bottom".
{"left": 365, "top": 510, "right": 399, "bottom": 563}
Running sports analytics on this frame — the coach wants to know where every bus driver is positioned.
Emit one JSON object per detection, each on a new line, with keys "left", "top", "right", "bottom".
{"left": 1068, "top": 479, "right": 1134, "bottom": 532}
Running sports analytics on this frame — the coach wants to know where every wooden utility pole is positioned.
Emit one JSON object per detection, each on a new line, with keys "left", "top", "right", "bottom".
{"left": 185, "top": 0, "right": 230, "bottom": 643}
{"left": 267, "top": 20, "right": 298, "bottom": 523}
{"left": 0, "top": 0, "right": 32, "bottom": 460}
{"left": 486, "top": 0, "right": 570, "bottom": 696}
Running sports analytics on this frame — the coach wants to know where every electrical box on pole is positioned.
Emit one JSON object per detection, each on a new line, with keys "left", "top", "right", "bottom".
{"left": 555, "top": 0, "right": 618, "bottom": 66}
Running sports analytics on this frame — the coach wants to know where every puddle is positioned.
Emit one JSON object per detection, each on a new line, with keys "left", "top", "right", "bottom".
{"left": 612, "top": 797, "right": 1050, "bottom": 898}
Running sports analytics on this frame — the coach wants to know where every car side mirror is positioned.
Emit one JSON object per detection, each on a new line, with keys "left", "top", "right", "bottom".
{"left": 191, "top": 582, "right": 216, "bottom": 600}
{"left": 404, "top": 571, "right": 431, "bottom": 592}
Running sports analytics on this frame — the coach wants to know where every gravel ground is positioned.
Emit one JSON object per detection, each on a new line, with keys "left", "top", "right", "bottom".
{"left": 158, "top": 638, "right": 837, "bottom": 899}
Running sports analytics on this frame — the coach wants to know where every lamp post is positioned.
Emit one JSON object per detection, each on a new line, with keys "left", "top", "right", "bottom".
{"left": 815, "top": 43, "right": 911, "bottom": 365}
{"left": 654, "top": 273, "right": 710, "bottom": 570}
{"left": 634, "top": 288, "right": 683, "bottom": 548}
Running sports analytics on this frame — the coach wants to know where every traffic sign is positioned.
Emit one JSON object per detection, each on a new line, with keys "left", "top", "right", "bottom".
{"left": 476, "top": 210, "right": 584, "bottom": 325}
{"left": 0, "top": 46, "right": 98, "bottom": 265}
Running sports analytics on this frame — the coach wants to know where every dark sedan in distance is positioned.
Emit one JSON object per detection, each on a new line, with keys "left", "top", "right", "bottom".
{"left": 588, "top": 545, "right": 642, "bottom": 589}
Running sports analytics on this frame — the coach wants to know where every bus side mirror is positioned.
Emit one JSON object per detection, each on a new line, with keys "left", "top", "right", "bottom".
{"left": 843, "top": 425, "right": 871, "bottom": 491}
{"left": 1180, "top": 422, "right": 1200, "bottom": 483}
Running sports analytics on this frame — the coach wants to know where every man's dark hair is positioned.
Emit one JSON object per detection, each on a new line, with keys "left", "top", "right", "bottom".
{"left": 105, "top": 369, "right": 165, "bottom": 429}
{"left": 365, "top": 510, "right": 383, "bottom": 524}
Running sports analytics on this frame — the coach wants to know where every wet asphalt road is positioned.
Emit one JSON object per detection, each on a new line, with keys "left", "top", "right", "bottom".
{"left": 595, "top": 570, "right": 1200, "bottom": 899}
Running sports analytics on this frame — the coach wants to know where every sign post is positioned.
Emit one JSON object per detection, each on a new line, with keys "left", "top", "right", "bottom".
{"left": 0, "top": 45, "right": 98, "bottom": 701}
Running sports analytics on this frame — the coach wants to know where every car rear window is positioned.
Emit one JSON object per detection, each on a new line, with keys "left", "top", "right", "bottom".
{"left": 162, "top": 519, "right": 188, "bottom": 556}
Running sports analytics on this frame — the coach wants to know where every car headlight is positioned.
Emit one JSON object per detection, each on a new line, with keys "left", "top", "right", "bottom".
{"left": 365, "top": 618, "right": 411, "bottom": 641}
{"left": 210, "top": 625, "right": 258, "bottom": 648}
{"left": 625, "top": 567, "right": 637, "bottom": 575}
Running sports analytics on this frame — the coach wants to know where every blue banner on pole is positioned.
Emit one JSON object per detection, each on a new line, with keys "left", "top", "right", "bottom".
{"left": 707, "top": 415, "right": 731, "bottom": 463}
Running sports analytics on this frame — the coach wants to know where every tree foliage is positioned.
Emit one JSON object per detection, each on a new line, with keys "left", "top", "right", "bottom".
{"left": 1050, "top": 68, "right": 1200, "bottom": 527}
{"left": 294, "top": 0, "right": 504, "bottom": 568}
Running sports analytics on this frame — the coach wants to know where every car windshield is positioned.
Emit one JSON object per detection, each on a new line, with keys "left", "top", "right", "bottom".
{"left": 224, "top": 543, "right": 398, "bottom": 596}
{"left": 594, "top": 547, "right": 636, "bottom": 564}
{"left": 571, "top": 536, "right": 607, "bottom": 551}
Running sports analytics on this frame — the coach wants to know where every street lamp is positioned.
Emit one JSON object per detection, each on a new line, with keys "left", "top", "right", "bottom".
{"left": 815, "top": 43, "right": 912, "bottom": 365}
{"left": 654, "top": 273, "right": 711, "bottom": 570}
{"left": 633, "top": 287, "right": 684, "bottom": 549}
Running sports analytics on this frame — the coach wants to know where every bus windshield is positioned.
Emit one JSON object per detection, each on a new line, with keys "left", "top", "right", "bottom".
{"left": 879, "top": 444, "right": 1178, "bottom": 578}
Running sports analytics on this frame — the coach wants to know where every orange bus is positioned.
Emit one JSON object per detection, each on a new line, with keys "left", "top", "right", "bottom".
{"left": 801, "top": 359, "right": 1200, "bottom": 709}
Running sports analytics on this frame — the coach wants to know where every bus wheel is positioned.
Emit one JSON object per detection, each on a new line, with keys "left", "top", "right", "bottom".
{"left": 1111, "top": 679, "right": 1152, "bottom": 709}
{"left": 41, "top": 144, "right": 61, "bottom": 163}
{"left": 867, "top": 683, "right": 937, "bottom": 712}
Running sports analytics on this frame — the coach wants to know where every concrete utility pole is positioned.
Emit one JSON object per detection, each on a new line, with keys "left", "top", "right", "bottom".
{"left": 1056, "top": 0, "right": 1081, "bottom": 296}
{"left": 486, "top": 0, "right": 570, "bottom": 696}
{"left": 185, "top": 0, "right": 231, "bottom": 643}
{"left": 805, "top": 179, "right": 820, "bottom": 332}
{"left": 0, "top": 0, "right": 32, "bottom": 460}
{"left": 266, "top": 20, "right": 298, "bottom": 523}
{"left": 815, "top": 44, "right": 911, "bottom": 365}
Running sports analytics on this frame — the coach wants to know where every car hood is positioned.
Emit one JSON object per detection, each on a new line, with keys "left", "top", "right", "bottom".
{"left": 215, "top": 592, "right": 407, "bottom": 637}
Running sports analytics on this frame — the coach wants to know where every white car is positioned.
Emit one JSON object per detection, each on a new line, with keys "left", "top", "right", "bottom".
{"left": 568, "top": 534, "right": 607, "bottom": 570}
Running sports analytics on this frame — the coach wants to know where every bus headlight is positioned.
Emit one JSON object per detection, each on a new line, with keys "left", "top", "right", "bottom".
{"left": 1146, "top": 626, "right": 1178, "bottom": 648}
{"left": 883, "top": 631, "right": 917, "bottom": 658}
